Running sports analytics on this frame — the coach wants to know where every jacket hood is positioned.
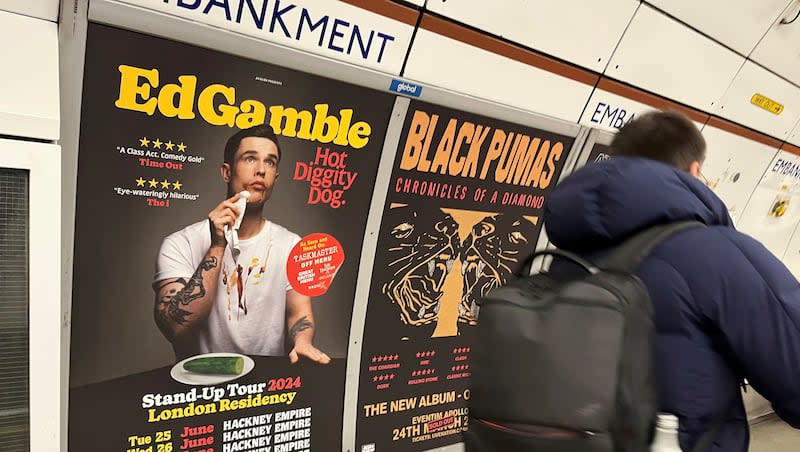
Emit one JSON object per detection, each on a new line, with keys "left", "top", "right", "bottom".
{"left": 544, "top": 157, "right": 733, "bottom": 252}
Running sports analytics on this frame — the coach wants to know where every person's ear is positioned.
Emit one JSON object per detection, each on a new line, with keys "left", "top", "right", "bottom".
{"left": 221, "top": 163, "right": 231, "bottom": 183}
{"left": 688, "top": 160, "right": 701, "bottom": 178}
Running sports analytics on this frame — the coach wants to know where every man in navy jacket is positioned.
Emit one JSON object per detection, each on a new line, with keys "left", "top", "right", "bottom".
{"left": 543, "top": 111, "right": 800, "bottom": 451}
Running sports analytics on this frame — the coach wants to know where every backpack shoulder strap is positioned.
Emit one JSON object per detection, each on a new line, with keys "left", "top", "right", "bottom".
{"left": 598, "top": 221, "right": 705, "bottom": 272}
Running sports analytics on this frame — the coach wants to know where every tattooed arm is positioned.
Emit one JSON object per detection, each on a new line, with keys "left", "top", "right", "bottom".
{"left": 154, "top": 245, "right": 225, "bottom": 342}
{"left": 154, "top": 194, "right": 244, "bottom": 342}
{"left": 286, "top": 290, "right": 331, "bottom": 365}
{"left": 154, "top": 246, "right": 224, "bottom": 342}
{"left": 153, "top": 194, "right": 247, "bottom": 342}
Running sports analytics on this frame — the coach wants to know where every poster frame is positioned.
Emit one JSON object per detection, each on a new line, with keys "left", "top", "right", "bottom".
{"left": 530, "top": 125, "right": 598, "bottom": 274}
{"left": 573, "top": 127, "right": 614, "bottom": 169}
{"left": 341, "top": 96, "right": 411, "bottom": 452}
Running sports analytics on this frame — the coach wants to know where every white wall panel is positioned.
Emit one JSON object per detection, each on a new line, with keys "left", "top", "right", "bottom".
{"left": 646, "top": 0, "right": 792, "bottom": 55}
{"left": 0, "top": 10, "right": 59, "bottom": 140}
{"left": 700, "top": 124, "right": 779, "bottom": 225}
{"left": 715, "top": 61, "right": 800, "bottom": 140}
{"left": 425, "top": 0, "right": 638, "bottom": 72}
{"left": 750, "top": 2, "right": 800, "bottom": 86}
{"left": 789, "top": 120, "right": 800, "bottom": 147}
{"left": 782, "top": 223, "right": 800, "bottom": 278}
{"left": 606, "top": 5, "right": 744, "bottom": 112}
{"left": 580, "top": 80, "right": 708, "bottom": 133}
{"left": 580, "top": 89, "right": 650, "bottom": 132}
{"left": 779, "top": 144, "right": 800, "bottom": 278}
{"left": 115, "top": 0, "right": 417, "bottom": 74}
{"left": 0, "top": 0, "right": 59, "bottom": 21}
{"left": 404, "top": 28, "right": 596, "bottom": 123}
{"left": 737, "top": 150, "right": 800, "bottom": 258}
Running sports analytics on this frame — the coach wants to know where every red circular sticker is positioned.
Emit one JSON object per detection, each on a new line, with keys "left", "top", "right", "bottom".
{"left": 287, "top": 233, "right": 345, "bottom": 297}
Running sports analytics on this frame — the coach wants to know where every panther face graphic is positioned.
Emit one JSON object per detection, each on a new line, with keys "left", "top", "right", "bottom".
{"left": 459, "top": 215, "right": 536, "bottom": 325}
{"left": 382, "top": 208, "right": 460, "bottom": 326}
{"left": 382, "top": 206, "right": 539, "bottom": 335}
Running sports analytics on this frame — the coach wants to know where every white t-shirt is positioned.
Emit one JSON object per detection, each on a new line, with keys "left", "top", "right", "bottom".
{"left": 154, "top": 219, "right": 300, "bottom": 359}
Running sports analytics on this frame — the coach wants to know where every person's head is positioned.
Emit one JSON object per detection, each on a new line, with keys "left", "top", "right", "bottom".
{"left": 610, "top": 110, "right": 706, "bottom": 177}
{"left": 221, "top": 125, "right": 282, "bottom": 207}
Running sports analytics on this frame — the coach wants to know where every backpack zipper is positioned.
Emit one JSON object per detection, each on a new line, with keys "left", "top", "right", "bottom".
{"left": 475, "top": 418, "right": 598, "bottom": 439}
{"left": 481, "top": 291, "right": 623, "bottom": 312}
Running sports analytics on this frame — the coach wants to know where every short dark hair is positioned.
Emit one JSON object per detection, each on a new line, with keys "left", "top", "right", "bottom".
{"left": 610, "top": 110, "right": 705, "bottom": 170}
{"left": 224, "top": 124, "right": 281, "bottom": 165}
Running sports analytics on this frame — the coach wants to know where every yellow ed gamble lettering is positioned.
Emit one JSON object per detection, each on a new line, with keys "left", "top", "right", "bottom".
{"left": 114, "top": 65, "right": 372, "bottom": 149}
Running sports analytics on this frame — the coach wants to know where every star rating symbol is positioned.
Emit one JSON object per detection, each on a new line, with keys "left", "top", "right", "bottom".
{"left": 453, "top": 347, "right": 471, "bottom": 354}
{"left": 136, "top": 178, "right": 182, "bottom": 191}
{"left": 374, "top": 354, "right": 400, "bottom": 363}
{"left": 138, "top": 137, "right": 188, "bottom": 152}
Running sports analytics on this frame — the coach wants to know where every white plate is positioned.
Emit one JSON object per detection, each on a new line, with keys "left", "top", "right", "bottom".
{"left": 170, "top": 353, "right": 255, "bottom": 386}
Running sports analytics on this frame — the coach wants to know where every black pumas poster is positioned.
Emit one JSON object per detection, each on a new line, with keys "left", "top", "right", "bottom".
{"left": 355, "top": 100, "right": 576, "bottom": 451}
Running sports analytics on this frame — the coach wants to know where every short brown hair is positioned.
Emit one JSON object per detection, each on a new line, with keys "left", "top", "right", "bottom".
{"left": 610, "top": 110, "right": 705, "bottom": 170}
{"left": 224, "top": 124, "right": 281, "bottom": 165}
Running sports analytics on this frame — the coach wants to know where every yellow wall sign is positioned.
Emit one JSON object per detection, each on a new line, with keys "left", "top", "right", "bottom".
{"left": 751, "top": 93, "right": 784, "bottom": 115}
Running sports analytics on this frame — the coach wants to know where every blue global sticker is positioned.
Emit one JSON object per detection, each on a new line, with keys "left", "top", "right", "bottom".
{"left": 389, "top": 79, "right": 423, "bottom": 97}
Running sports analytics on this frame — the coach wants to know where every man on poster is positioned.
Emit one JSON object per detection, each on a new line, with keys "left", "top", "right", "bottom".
{"left": 152, "top": 125, "right": 330, "bottom": 365}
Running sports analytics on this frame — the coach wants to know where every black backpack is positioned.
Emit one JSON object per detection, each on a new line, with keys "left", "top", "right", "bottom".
{"left": 464, "top": 221, "right": 709, "bottom": 452}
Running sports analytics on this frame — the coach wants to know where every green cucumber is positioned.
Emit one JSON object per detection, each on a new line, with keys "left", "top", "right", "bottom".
{"left": 183, "top": 356, "right": 244, "bottom": 375}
